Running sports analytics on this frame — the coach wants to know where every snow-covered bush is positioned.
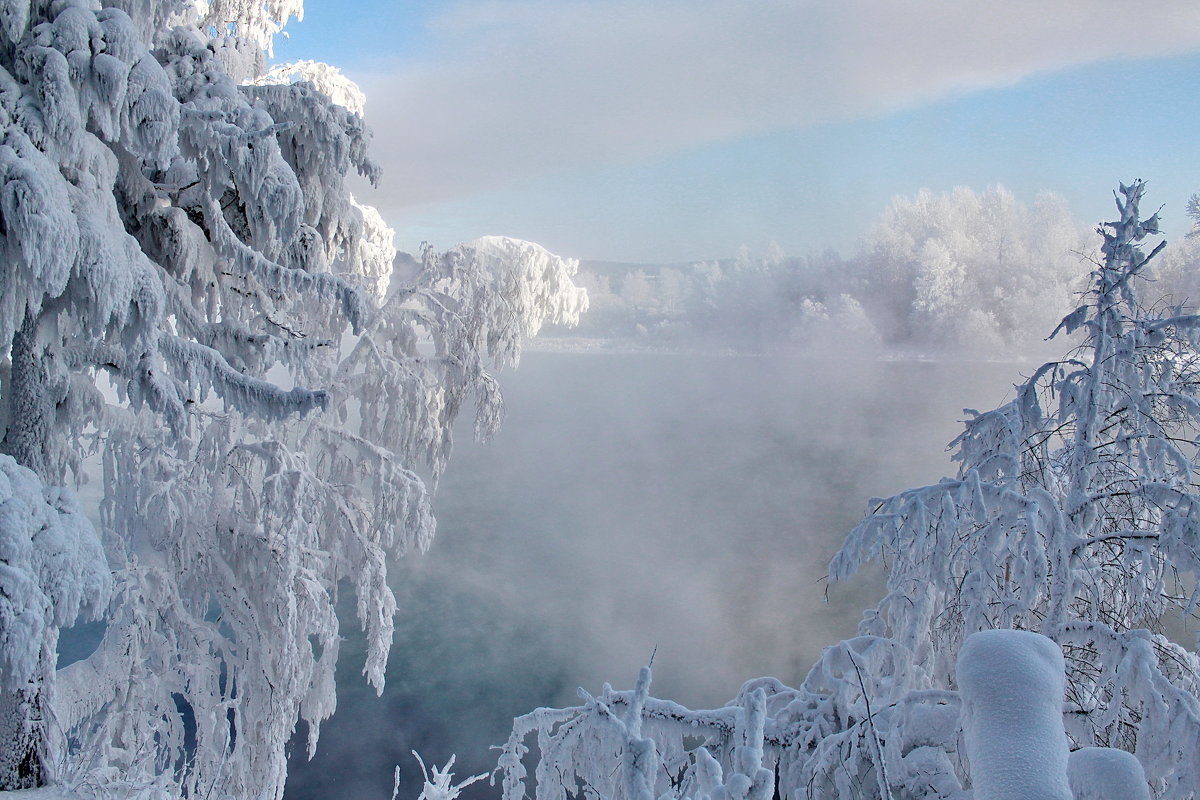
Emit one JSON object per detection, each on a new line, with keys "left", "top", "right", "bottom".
{"left": 0, "top": 1, "right": 585, "bottom": 797}
{"left": 499, "top": 182, "right": 1194, "bottom": 800}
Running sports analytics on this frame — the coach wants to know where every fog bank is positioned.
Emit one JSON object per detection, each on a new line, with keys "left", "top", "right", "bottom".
{"left": 286, "top": 352, "right": 1026, "bottom": 800}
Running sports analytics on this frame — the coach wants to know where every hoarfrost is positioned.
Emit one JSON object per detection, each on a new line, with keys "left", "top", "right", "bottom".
{"left": 0, "top": 0, "right": 586, "bottom": 796}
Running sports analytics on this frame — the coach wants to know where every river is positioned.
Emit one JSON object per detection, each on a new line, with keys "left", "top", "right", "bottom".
{"left": 284, "top": 351, "right": 1025, "bottom": 800}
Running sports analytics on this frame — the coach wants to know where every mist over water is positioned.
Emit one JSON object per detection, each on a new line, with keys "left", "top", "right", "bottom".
{"left": 284, "top": 352, "right": 1026, "bottom": 800}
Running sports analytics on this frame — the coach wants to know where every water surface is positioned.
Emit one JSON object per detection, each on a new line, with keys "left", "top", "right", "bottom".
{"left": 285, "top": 352, "right": 1025, "bottom": 800}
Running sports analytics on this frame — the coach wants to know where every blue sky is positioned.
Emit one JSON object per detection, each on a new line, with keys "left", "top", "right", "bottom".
{"left": 273, "top": 1, "right": 1200, "bottom": 263}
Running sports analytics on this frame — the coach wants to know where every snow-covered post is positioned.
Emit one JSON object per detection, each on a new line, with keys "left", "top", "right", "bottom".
{"left": 956, "top": 630, "right": 1072, "bottom": 800}
{"left": 730, "top": 687, "right": 773, "bottom": 800}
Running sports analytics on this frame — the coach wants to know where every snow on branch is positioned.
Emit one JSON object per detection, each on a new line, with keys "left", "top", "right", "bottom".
{"left": 0, "top": 0, "right": 587, "bottom": 796}
{"left": 159, "top": 333, "right": 327, "bottom": 418}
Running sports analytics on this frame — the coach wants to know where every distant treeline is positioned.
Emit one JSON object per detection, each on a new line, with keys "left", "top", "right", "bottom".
{"left": 554, "top": 186, "right": 1200, "bottom": 356}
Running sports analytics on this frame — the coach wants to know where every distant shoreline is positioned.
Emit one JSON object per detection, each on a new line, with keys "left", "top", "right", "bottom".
{"left": 522, "top": 336, "right": 1051, "bottom": 366}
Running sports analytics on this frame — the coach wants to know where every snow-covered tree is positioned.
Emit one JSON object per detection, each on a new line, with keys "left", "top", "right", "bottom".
{"left": 1144, "top": 197, "right": 1200, "bottom": 313}
{"left": 831, "top": 180, "right": 1200, "bottom": 794}
{"left": 0, "top": 1, "right": 585, "bottom": 797}
{"left": 858, "top": 186, "right": 1086, "bottom": 353}
{"left": 498, "top": 182, "right": 1196, "bottom": 800}
{"left": 0, "top": 456, "right": 109, "bottom": 791}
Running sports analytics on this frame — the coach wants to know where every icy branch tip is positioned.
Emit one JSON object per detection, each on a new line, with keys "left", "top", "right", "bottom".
{"left": 412, "top": 751, "right": 487, "bottom": 800}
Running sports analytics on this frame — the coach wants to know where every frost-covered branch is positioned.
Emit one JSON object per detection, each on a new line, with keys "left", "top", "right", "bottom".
{"left": 0, "top": 1, "right": 586, "bottom": 797}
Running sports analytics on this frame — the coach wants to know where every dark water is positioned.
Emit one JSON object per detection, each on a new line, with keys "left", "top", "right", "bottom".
{"left": 284, "top": 352, "right": 1023, "bottom": 800}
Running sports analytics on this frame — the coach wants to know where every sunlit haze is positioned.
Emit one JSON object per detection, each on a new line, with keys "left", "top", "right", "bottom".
{"left": 275, "top": 0, "right": 1200, "bottom": 262}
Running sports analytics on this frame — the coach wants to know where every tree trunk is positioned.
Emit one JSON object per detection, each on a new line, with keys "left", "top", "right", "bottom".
{"left": 0, "top": 310, "right": 53, "bottom": 789}
{"left": 0, "top": 684, "right": 48, "bottom": 790}
{"left": 1, "top": 310, "right": 51, "bottom": 476}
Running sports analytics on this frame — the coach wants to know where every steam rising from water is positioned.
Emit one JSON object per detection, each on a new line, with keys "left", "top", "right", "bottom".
{"left": 285, "top": 352, "right": 1024, "bottom": 800}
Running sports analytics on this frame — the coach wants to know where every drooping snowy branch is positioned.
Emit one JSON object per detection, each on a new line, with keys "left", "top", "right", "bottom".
{"left": 0, "top": 1, "right": 587, "bottom": 797}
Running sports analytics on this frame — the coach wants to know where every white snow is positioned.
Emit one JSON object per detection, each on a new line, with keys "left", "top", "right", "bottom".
{"left": 955, "top": 630, "right": 1072, "bottom": 800}
{"left": 1068, "top": 747, "right": 1150, "bottom": 800}
{"left": 0, "top": 455, "right": 108, "bottom": 692}
{"left": 0, "top": 0, "right": 586, "bottom": 796}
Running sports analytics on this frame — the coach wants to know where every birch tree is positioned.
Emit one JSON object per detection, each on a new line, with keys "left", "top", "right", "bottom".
{"left": 0, "top": 0, "right": 585, "bottom": 797}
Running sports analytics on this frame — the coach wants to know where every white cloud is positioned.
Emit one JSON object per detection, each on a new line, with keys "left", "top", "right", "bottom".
{"left": 356, "top": 0, "right": 1200, "bottom": 210}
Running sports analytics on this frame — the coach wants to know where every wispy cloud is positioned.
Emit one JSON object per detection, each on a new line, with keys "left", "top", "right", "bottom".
{"left": 357, "top": 0, "right": 1200, "bottom": 210}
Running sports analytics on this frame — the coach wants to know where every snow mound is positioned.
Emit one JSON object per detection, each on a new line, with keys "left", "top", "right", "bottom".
{"left": 956, "top": 630, "right": 1072, "bottom": 800}
{"left": 1068, "top": 747, "right": 1150, "bottom": 800}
